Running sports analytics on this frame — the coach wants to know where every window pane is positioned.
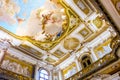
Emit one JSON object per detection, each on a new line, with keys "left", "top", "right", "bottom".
{"left": 45, "top": 75, "right": 48, "bottom": 79}
{"left": 39, "top": 78, "right": 44, "bottom": 80}
{"left": 87, "top": 60, "right": 91, "bottom": 65}
{"left": 83, "top": 62, "right": 87, "bottom": 68}
{"left": 41, "top": 70, "right": 48, "bottom": 75}
{"left": 39, "top": 69, "right": 49, "bottom": 80}
{"left": 40, "top": 73, "right": 44, "bottom": 78}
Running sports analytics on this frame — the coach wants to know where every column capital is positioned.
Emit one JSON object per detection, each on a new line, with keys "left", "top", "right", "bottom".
{"left": 0, "top": 39, "right": 12, "bottom": 51}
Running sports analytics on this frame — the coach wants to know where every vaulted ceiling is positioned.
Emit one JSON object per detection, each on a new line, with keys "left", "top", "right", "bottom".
{"left": 0, "top": 0, "right": 117, "bottom": 66}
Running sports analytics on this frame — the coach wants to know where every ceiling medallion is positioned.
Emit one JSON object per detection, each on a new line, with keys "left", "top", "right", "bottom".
{"left": 64, "top": 38, "right": 80, "bottom": 50}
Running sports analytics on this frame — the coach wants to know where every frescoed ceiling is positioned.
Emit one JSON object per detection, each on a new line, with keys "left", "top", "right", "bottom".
{"left": 0, "top": 0, "right": 114, "bottom": 66}
{"left": 0, "top": 0, "right": 81, "bottom": 49}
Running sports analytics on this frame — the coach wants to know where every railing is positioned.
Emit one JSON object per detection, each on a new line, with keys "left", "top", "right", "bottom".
{"left": 66, "top": 52, "right": 117, "bottom": 80}
{"left": 0, "top": 67, "right": 33, "bottom": 80}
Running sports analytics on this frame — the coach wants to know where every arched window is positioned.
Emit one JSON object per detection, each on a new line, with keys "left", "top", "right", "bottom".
{"left": 81, "top": 55, "right": 92, "bottom": 68}
{"left": 39, "top": 68, "right": 49, "bottom": 80}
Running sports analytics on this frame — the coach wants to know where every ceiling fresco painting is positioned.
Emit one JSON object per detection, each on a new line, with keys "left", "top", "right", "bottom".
{"left": 79, "top": 27, "right": 92, "bottom": 39}
{"left": 18, "top": 44, "right": 43, "bottom": 59}
{"left": 52, "top": 50, "right": 65, "bottom": 58}
{"left": 64, "top": 38, "right": 80, "bottom": 50}
{"left": 0, "top": 0, "right": 46, "bottom": 33}
{"left": 0, "top": 0, "right": 81, "bottom": 50}
{"left": 0, "top": 0, "right": 116, "bottom": 66}
{"left": 94, "top": 38, "right": 112, "bottom": 58}
{"left": 73, "top": 0, "right": 93, "bottom": 15}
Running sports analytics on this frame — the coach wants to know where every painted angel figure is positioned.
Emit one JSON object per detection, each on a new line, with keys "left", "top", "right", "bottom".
{"left": 16, "top": 0, "right": 66, "bottom": 41}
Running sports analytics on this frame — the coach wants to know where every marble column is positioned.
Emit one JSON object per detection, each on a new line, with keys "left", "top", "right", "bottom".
{"left": 75, "top": 58, "right": 81, "bottom": 71}
{"left": 58, "top": 69, "right": 63, "bottom": 80}
{"left": 0, "top": 49, "right": 5, "bottom": 63}
{"left": 34, "top": 64, "right": 40, "bottom": 80}
{"left": 89, "top": 47, "right": 98, "bottom": 62}
{"left": 49, "top": 70, "right": 53, "bottom": 80}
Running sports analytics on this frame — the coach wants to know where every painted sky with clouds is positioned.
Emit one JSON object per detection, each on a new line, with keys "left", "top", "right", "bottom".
{"left": 0, "top": 0, "right": 46, "bottom": 33}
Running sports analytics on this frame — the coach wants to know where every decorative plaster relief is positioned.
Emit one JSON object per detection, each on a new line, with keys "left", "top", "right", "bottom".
{"left": 1, "top": 54, "right": 34, "bottom": 78}
{"left": 64, "top": 38, "right": 80, "bottom": 50}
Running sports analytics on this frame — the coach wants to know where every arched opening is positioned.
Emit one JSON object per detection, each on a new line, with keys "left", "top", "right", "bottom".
{"left": 81, "top": 55, "right": 92, "bottom": 68}
{"left": 39, "top": 68, "right": 49, "bottom": 80}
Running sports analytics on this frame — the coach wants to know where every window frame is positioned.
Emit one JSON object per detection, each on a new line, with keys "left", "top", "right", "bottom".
{"left": 81, "top": 55, "right": 92, "bottom": 68}
{"left": 39, "top": 68, "right": 49, "bottom": 80}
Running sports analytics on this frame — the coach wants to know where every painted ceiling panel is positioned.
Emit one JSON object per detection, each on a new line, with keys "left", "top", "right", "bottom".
{"left": 0, "top": 0, "right": 116, "bottom": 66}
{"left": 0, "top": 0, "right": 81, "bottom": 50}
{"left": 0, "top": 0, "right": 46, "bottom": 33}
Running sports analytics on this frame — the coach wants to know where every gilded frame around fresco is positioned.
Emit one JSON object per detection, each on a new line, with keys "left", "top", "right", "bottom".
{"left": 0, "top": 0, "right": 81, "bottom": 51}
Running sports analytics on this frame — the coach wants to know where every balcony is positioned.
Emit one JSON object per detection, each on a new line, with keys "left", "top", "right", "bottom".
{"left": 66, "top": 52, "right": 118, "bottom": 80}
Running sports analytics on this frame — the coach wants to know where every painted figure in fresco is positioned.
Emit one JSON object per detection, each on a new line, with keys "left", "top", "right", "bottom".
{"left": 34, "top": 8, "right": 65, "bottom": 41}
{"left": 16, "top": 0, "right": 66, "bottom": 41}
{"left": 77, "top": 1, "right": 86, "bottom": 10}
{"left": 97, "top": 44, "right": 112, "bottom": 58}
{"left": 64, "top": 66, "right": 77, "bottom": 79}
{"left": 0, "top": 0, "right": 20, "bottom": 24}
